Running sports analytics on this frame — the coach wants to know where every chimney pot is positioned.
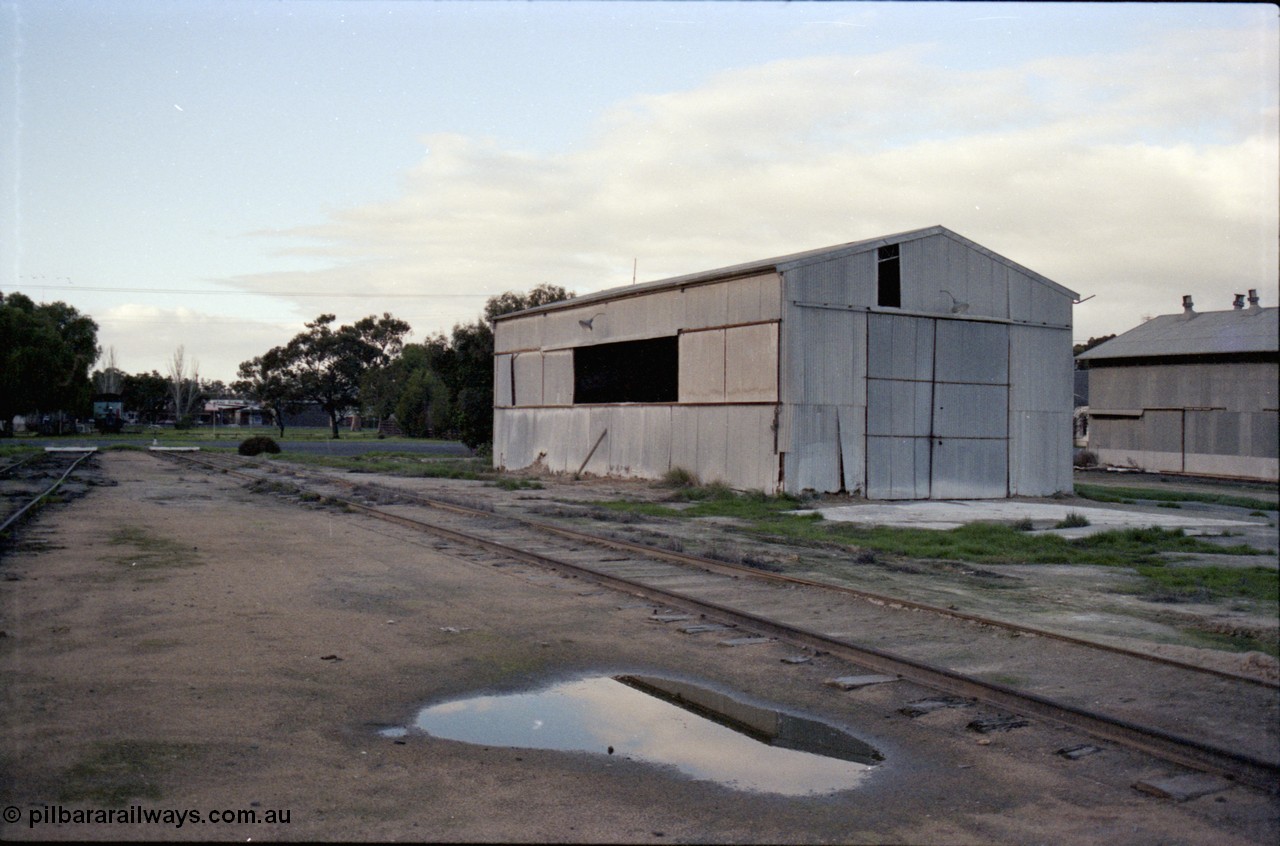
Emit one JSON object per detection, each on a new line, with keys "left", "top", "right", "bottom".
{"left": 1247, "top": 288, "right": 1261, "bottom": 310}
{"left": 1233, "top": 294, "right": 1245, "bottom": 309}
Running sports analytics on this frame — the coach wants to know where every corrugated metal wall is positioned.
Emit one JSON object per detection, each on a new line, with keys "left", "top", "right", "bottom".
{"left": 1009, "top": 325, "right": 1072, "bottom": 495}
{"left": 494, "top": 273, "right": 784, "bottom": 491}
{"left": 780, "top": 230, "right": 1072, "bottom": 498}
{"left": 1087, "top": 361, "right": 1279, "bottom": 480}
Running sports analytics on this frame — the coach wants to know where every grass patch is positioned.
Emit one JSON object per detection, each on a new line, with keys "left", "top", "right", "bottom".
{"left": 1133, "top": 563, "right": 1279, "bottom": 603}
{"left": 1180, "top": 627, "right": 1280, "bottom": 658}
{"left": 59, "top": 740, "right": 203, "bottom": 805}
{"left": 1075, "top": 483, "right": 1277, "bottom": 513}
{"left": 265, "top": 451, "right": 489, "bottom": 479}
{"left": 596, "top": 488, "right": 809, "bottom": 522}
{"left": 491, "top": 478, "right": 544, "bottom": 491}
{"left": 107, "top": 526, "right": 201, "bottom": 570}
{"left": 599, "top": 490, "right": 1270, "bottom": 570}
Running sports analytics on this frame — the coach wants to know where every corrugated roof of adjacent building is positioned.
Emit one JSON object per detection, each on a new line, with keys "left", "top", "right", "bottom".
{"left": 493, "top": 225, "right": 1077, "bottom": 322}
{"left": 1076, "top": 302, "right": 1278, "bottom": 361}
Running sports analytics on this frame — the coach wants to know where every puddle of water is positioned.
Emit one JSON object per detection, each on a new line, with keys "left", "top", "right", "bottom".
{"left": 382, "top": 674, "right": 881, "bottom": 796}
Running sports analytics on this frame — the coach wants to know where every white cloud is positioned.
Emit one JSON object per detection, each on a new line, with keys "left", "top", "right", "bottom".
{"left": 94, "top": 304, "right": 300, "bottom": 385}
{"left": 229, "top": 26, "right": 1278, "bottom": 344}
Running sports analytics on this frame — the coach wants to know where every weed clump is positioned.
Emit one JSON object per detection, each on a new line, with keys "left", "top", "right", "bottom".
{"left": 238, "top": 436, "right": 281, "bottom": 456}
{"left": 1073, "top": 450, "right": 1098, "bottom": 468}
{"left": 662, "top": 467, "right": 700, "bottom": 488}
{"left": 1055, "top": 511, "right": 1091, "bottom": 529}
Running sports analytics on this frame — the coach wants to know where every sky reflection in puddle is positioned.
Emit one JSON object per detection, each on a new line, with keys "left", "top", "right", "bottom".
{"left": 383, "top": 675, "right": 881, "bottom": 795}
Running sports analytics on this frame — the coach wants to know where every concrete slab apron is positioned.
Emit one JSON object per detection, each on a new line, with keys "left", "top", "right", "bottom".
{"left": 796, "top": 500, "right": 1259, "bottom": 537}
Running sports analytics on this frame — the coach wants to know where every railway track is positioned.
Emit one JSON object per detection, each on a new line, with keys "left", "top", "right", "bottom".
{"left": 159, "top": 449, "right": 1280, "bottom": 792}
{"left": 0, "top": 448, "right": 98, "bottom": 537}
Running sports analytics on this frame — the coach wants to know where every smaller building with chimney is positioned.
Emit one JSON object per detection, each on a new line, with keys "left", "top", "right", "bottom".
{"left": 1076, "top": 290, "right": 1278, "bottom": 481}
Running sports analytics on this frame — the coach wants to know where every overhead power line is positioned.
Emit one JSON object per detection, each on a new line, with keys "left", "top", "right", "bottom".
{"left": 10, "top": 282, "right": 495, "bottom": 298}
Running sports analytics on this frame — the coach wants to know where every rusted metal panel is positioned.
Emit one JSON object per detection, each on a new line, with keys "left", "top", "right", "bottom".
{"left": 725, "top": 323, "right": 779, "bottom": 403}
{"left": 679, "top": 329, "right": 725, "bottom": 402}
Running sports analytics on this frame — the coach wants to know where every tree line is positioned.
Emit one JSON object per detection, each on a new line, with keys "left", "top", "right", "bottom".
{"left": 1, "top": 284, "right": 572, "bottom": 448}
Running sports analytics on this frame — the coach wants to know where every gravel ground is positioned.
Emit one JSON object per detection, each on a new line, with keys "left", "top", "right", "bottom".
{"left": 0, "top": 451, "right": 1276, "bottom": 843}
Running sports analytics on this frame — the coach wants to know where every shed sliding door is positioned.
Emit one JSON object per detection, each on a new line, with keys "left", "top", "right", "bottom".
{"left": 865, "top": 314, "right": 1009, "bottom": 499}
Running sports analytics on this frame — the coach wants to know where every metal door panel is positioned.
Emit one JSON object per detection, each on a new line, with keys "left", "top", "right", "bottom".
{"left": 932, "top": 383, "right": 1008, "bottom": 438}
{"left": 866, "top": 436, "right": 931, "bottom": 499}
{"left": 931, "top": 438, "right": 1007, "bottom": 499}
{"left": 935, "top": 321, "right": 1008, "bottom": 384}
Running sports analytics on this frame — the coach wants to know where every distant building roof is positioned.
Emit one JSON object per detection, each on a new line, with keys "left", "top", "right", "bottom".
{"left": 1077, "top": 299, "right": 1278, "bottom": 362}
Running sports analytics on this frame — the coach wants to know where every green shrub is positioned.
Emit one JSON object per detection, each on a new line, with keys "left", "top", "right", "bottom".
{"left": 238, "top": 435, "right": 281, "bottom": 456}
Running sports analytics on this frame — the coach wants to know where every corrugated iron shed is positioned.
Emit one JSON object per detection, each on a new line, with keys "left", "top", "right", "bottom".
{"left": 493, "top": 225, "right": 1078, "bottom": 498}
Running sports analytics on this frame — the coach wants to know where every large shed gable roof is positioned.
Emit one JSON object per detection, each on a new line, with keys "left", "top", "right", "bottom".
{"left": 492, "top": 225, "right": 1076, "bottom": 322}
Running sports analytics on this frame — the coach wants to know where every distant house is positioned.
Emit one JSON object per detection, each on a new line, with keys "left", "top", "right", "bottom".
{"left": 1075, "top": 291, "right": 1278, "bottom": 481}
{"left": 200, "top": 399, "right": 272, "bottom": 428}
{"left": 493, "top": 225, "right": 1078, "bottom": 499}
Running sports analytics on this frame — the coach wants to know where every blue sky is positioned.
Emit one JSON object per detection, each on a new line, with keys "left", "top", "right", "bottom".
{"left": 2, "top": 1, "right": 1276, "bottom": 382}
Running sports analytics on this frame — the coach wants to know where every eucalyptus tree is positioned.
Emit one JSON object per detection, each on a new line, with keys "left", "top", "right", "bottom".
{"left": 279, "top": 313, "right": 410, "bottom": 438}
{"left": 234, "top": 345, "right": 303, "bottom": 438}
{"left": 0, "top": 292, "right": 99, "bottom": 434}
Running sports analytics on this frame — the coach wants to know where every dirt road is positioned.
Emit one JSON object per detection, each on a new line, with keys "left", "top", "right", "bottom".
{"left": 1, "top": 451, "right": 1276, "bottom": 842}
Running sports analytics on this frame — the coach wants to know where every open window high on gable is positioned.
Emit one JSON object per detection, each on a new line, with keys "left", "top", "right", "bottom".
{"left": 877, "top": 244, "right": 901, "bottom": 308}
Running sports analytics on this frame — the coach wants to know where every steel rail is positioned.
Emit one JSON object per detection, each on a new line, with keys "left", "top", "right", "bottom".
{"left": 0, "top": 452, "right": 39, "bottom": 479}
{"left": 0, "top": 450, "right": 96, "bottom": 535}
{"left": 176, "top": 450, "right": 1277, "bottom": 690}
{"left": 161, "top": 450, "right": 1280, "bottom": 792}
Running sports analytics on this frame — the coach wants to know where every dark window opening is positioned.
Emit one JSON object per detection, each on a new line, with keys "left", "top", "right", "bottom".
{"left": 573, "top": 336, "right": 678, "bottom": 403}
{"left": 877, "top": 244, "right": 901, "bottom": 308}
